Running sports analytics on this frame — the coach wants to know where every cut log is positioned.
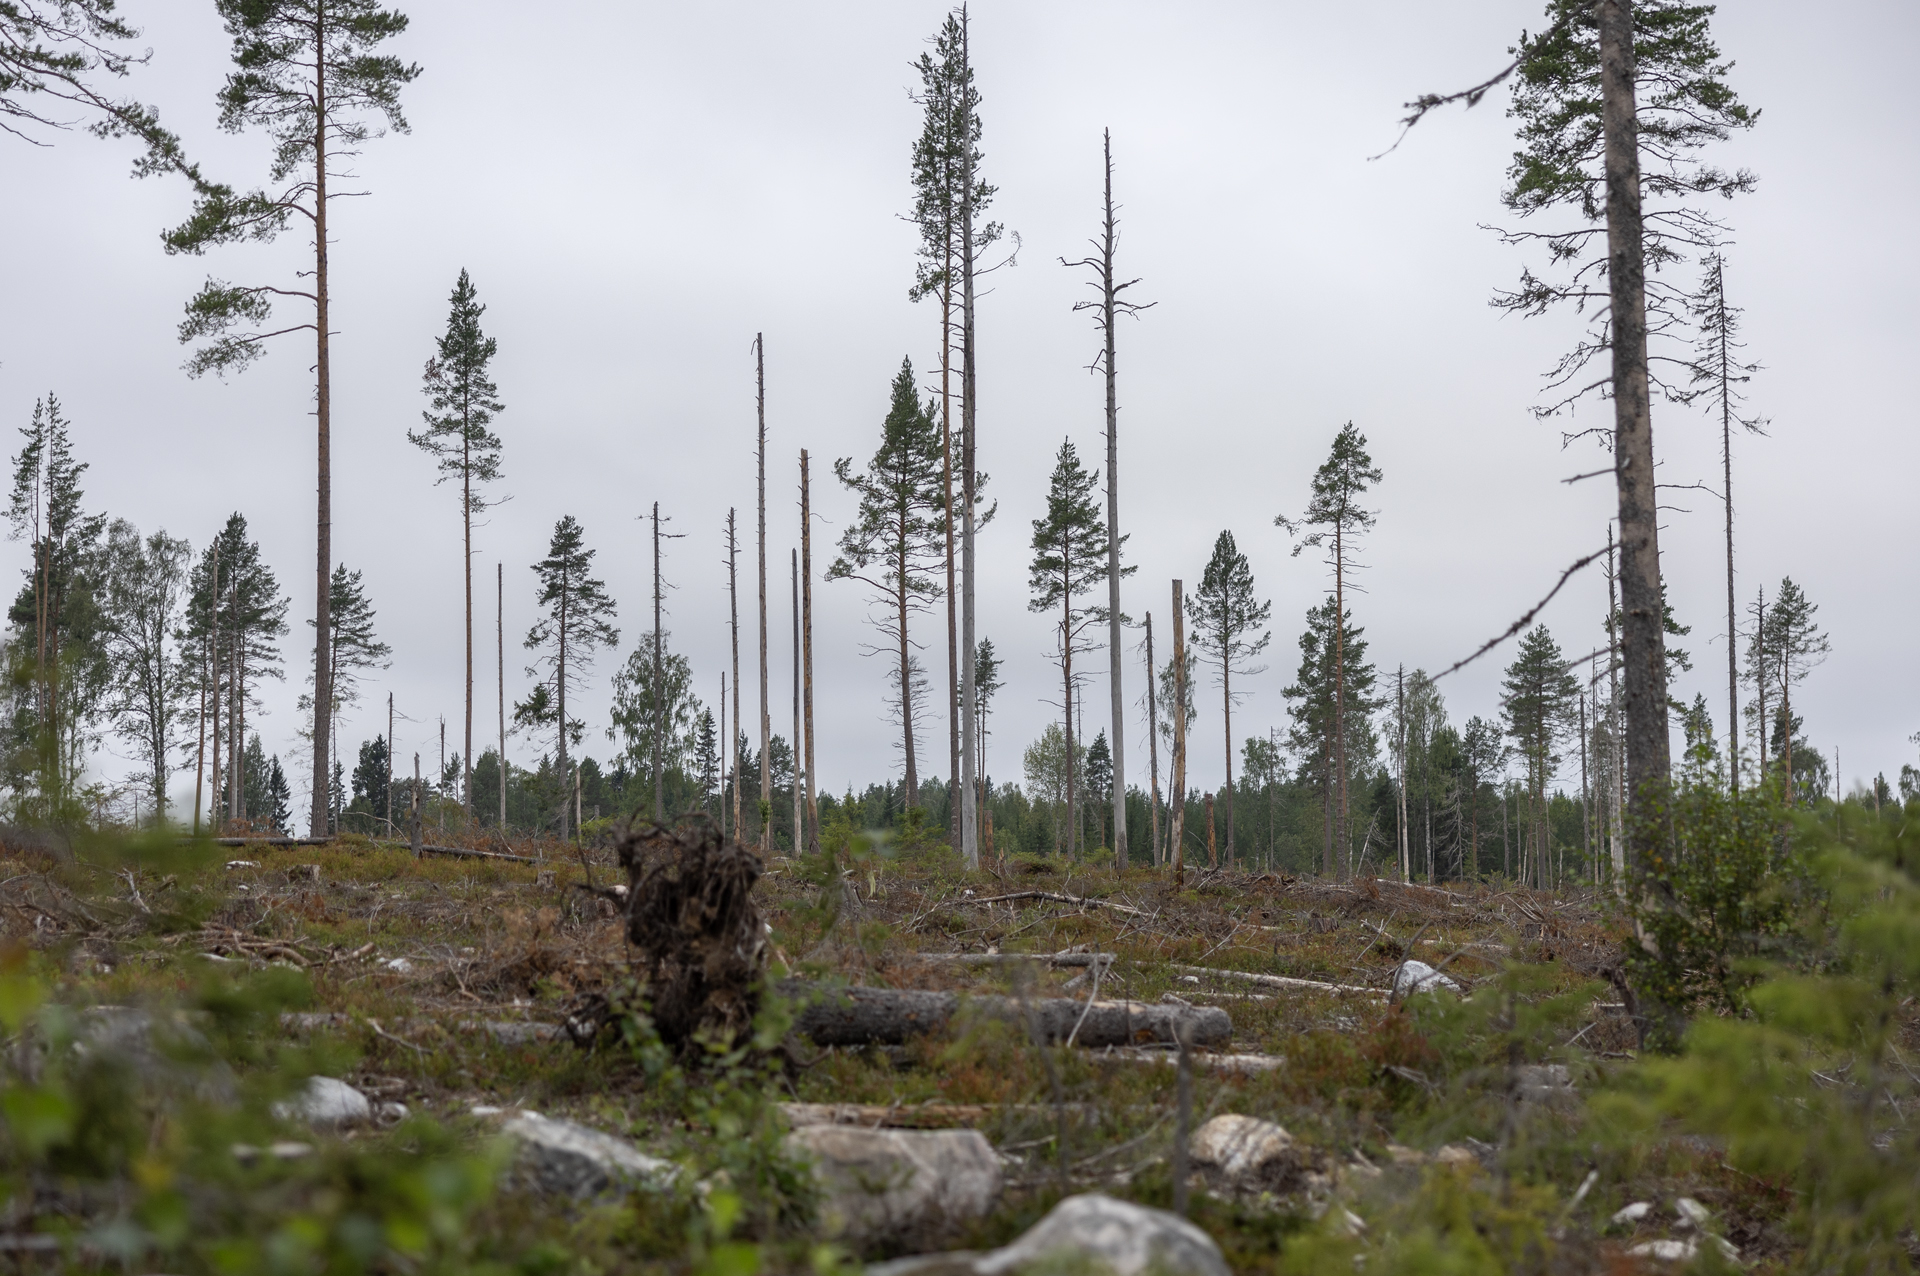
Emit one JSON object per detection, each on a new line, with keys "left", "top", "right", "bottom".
{"left": 912, "top": 951, "right": 1114, "bottom": 968}
{"left": 784, "top": 982, "right": 1230, "bottom": 1049}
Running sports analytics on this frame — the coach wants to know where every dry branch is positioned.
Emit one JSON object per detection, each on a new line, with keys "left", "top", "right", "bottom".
{"left": 784, "top": 982, "right": 1230, "bottom": 1049}
{"left": 1171, "top": 963, "right": 1385, "bottom": 999}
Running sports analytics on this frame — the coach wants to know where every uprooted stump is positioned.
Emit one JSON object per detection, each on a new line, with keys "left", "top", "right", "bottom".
{"left": 615, "top": 815, "right": 767, "bottom": 1049}
{"left": 783, "top": 983, "right": 1232, "bottom": 1049}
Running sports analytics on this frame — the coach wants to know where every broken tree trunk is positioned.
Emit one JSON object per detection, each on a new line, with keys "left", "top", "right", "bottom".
{"left": 784, "top": 983, "right": 1230, "bottom": 1049}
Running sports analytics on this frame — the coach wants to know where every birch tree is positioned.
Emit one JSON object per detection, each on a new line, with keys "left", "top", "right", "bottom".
{"left": 411, "top": 267, "right": 505, "bottom": 813}
{"left": 99, "top": 520, "right": 190, "bottom": 817}
{"left": 165, "top": 0, "right": 420, "bottom": 836}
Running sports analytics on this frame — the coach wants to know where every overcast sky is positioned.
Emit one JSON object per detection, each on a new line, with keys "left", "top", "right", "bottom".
{"left": 3, "top": 0, "right": 1915, "bottom": 816}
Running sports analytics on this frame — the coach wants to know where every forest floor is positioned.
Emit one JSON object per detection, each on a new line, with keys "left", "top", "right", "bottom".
{"left": 2, "top": 827, "right": 1813, "bottom": 1273}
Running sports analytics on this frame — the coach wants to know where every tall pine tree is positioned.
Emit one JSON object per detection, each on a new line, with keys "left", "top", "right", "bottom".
{"left": 166, "top": 0, "right": 420, "bottom": 836}
{"left": 1028, "top": 439, "right": 1119, "bottom": 859}
{"left": 1186, "top": 530, "right": 1270, "bottom": 865}
{"left": 411, "top": 268, "right": 505, "bottom": 813}
{"left": 517, "top": 516, "right": 617, "bottom": 839}
{"left": 828, "top": 358, "right": 947, "bottom": 806}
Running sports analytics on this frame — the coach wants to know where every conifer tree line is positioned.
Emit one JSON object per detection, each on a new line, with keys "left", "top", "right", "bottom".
{"left": 3, "top": 0, "right": 1902, "bottom": 861}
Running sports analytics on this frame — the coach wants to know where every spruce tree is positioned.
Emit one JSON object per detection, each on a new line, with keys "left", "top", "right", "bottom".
{"left": 828, "top": 358, "right": 947, "bottom": 806}
{"left": 1277, "top": 423, "right": 1380, "bottom": 876}
{"left": 1500, "top": 625, "right": 1579, "bottom": 888}
{"left": 608, "top": 630, "right": 699, "bottom": 799}
{"left": 266, "top": 753, "right": 292, "bottom": 833}
{"left": 1282, "top": 599, "right": 1379, "bottom": 876}
{"left": 178, "top": 514, "right": 286, "bottom": 827}
{"left": 299, "top": 564, "right": 390, "bottom": 805}
{"left": 694, "top": 708, "right": 719, "bottom": 812}
{"left": 412, "top": 268, "right": 505, "bottom": 814}
{"left": 6, "top": 395, "right": 108, "bottom": 805}
{"left": 1028, "top": 439, "right": 1120, "bottom": 859}
{"left": 1187, "top": 530, "right": 1270, "bottom": 865}
{"left": 1751, "top": 577, "right": 1828, "bottom": 804}
{"left": 518, "top": 516, "right": 617, "bottom": 839}
{"left": 351, "top": 734, "right": 390, "bottom": 829}
{"left": 165, "top": 0, "right": 420, "bottom": 836}
{"left": 973, "top": 635, "right": 1003, "bottom": 787}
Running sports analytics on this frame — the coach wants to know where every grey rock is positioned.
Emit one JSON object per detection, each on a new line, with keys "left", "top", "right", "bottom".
{"left": 1514, "top": 1064, "right": 1577, "bottom": 1110}
{"left": 1391, "top": 960, "right": 1461, "bottom": 997}
{"left": 787, "top": 1125, "right": 1001, "bottom": 1245}
{"left": 273, "top": 1076, "right": 371, "bottom": 1128}
{"left": 500, "top": 1111, "right": 676, "bottom": 1198}
{"left": 981, "top": 1194, "right": 1228, "bottom": 1276}
{"left": 1189, "top": 1115, "right": 1298, "bottom": 1190}
{"left": 870, "top": 1194, "right": 1227, "bottom": 1276}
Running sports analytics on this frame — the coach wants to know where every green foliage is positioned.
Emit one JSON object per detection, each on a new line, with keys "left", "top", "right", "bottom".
{"left": 0, "top": 945, "right": 501, "bottom": 1274}
{"left": 1624, "top": 765, "right": 1816, "bottom": 1029}
{"left": 412, "top": 268, "right": 507, "bottom": 512}
{"left": 519, "top": 515, "right": 619, "bottom": 777}
{"left": 1607, "top": 803, "right": 1920, "bottom": 1272}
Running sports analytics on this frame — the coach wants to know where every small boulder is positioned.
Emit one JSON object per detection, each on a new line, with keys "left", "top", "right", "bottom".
{"left": 787, "top": 1126, "right": 1001, "bottom": 1246}
{"left": 1610, "top": 1201, "right": 1653, "bottom": 1227}
{"left": 1391, "top": 960, "right": 1460, "bottom": 997}
{"left": 1513, "top": 1064, "right": 1578, "bottom": 1111}
{"left": 499, "top": 1111, "right": 677, "bottom": 1198}
{"left": 1190, "top": 1115, "right": 1298, "bottom": 1190}
{"left": 979, "top": 1193, "right": 1228, "bottom": 1276}
{"left": 273, "top": 1076, "right": 371, "bottom": 1128}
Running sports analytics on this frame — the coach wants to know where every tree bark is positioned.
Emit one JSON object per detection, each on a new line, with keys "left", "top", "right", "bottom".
{"left": 728, "top": 509, "right": 742, "bottom": 839}
{"left": 1097, "top": 130, "right": 1129, "bottom": 871}
{"left": 756, "top": 335, "right": 771, "bottom": 855}
{"left": 1333, "top": 521, "right": 1346, "bottom": 877}
{"left": 309, "top": 16, "right": 333, "bottom": 839}
{"left": 1720, "top": 301, "right": 1739, "bottom": 794}
{"left": 801, "top": 453, "right": 818, "bottom": 853}
{"left": 462, "top": 406, "right": 473, "bottom": 813}
{"left": 1145, "top": 611, "right": 1160, "bottom": 866}
{"left": 1221, "top": 638, "right": 1233, "bottom": 867}
{"left": 652, "top": 502, "right": 665, "bottom": 823}
{"left": 956, "top": 8, "right": 980, "bottom": 869}
{"left": 497, "top": 565, "right": 506, "bottom": 831}
{"left": 791, "top": 549, "right": 803, "bottom": 852}
{"left": 1170, "top": 581, "right": 1187, "bottom": 885}
{"left": 1599, "top": 0, "right": 1671, "bottom": 862}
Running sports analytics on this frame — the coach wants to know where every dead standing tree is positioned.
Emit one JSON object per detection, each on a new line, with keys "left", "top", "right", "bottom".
{"left": 1063, "top": 128, "right": 1154, "bottom": 870}
{"left": 754, "top": 334, "right": 771, "bottom": 855}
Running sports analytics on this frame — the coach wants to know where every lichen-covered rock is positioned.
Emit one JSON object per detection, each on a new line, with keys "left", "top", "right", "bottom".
{"left": 1190, "top": 1115, "right": 1299, "bottom": 1191}
{"left": 869, "top": 1193, "right": 1228, "bottom": 1276}
{"left": 499, "top": 1111, "right": 677, "bottom": 1198}
{"left": 1391, "top": 960, "right": 1461, "bottom": 997}
{"left": 786, "top": 1125, "right": 1001, "bottom": 1246}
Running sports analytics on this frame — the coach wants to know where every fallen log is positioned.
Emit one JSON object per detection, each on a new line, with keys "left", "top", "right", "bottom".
{"left": 1171, "top": 963, "right": 1386, "bottom": 999}
{"left": 784, "top": 982, "right": 1230, "bottom": 1049}
{"left": 416, "top": 843, "right": 539, "bottom": 864}
{"left": 780, "top": 1102, "right": 1102, "bottom": 1129}
{"left": 912, "top": 950, "right": 1115, "bottom": 968}
{"left": 962, "top": 890, "right": 1151, "bottom": 919}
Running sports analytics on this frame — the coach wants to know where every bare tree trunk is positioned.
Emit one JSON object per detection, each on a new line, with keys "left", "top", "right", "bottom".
{"left": 1779, "top": 662, "right": 1793, "bottom": 804}
{"left": 497, "top": 565, "right": 506, "bottom": 832}
{"left": 1752, "top": 585, "right": 1767, "bottom": 779}
{"left": 1333, "top": 522, "right": 1346, "bottom": 878}
{"left": 1205, "top": 792, "right": 1215, "bottom": 869}
{"left": 1063, "top": 580, "right": 1075, "bottom": 860}
{"left": 956, "top": 9, "right": 979, "bottom": 869}
{"left": 1599, "top": 0, "right": 1672, "bottom": 862}
{"left": 309, "top": 20, "right": 333, "bottom": 839}
{"left": 210, "top": 545, "right": 221, "bottom": 831}
{"left": 941, "top": 265, "right": 959, "bottom": 838}
{"left": 557, "top": 567, "right": 569, "bottom": 843}
{"left": 462, "top": 420, "right": 473, "bottom": 813}
{"left": 727, "top": 509, "right": 742, "bottom": 839}
{"left": 231, "top": 575, "right": 243, "bottom": 822}
{"left": 1170, "top": 580, "right": 1186, "bottom": 886}
{"left": 1145, "top": 612, "right": 1160, "bottom": 866}
{"left": 1607, "top": 528, "right": 1625, "bottom": 881}
{"left": 801, "top": 451, "right": 818, "bottom": 852}
{"left": 756, "top": 335, "right": 771, "bottom": 855}
{"left": 193, "top": 638, "right": 207, "bottom": 836}
{"left": 1581, "top": 686, "right": 1591, "bottom": 880}
{"left": 388, "top": 690, "right": 395, "bottom": 836}
{"left": 1720, "top": 314, "right": 1740, "bottom": 794}
{"left": 1397, "top": 666, "right": 1409, "bottom": 882}
{"left": 1221, "top": 649, "right": 1233, "bottom": 867}
{"left": 1094, "top": 130, "right": 1129, "bottom": 871}
{"left": 652, "top": 501, "right": 665, "bottom": 823}
{"left": 791, "top": 549, "right": 803, "bottom": 853}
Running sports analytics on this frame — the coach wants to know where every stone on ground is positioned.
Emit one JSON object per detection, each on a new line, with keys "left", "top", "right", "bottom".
{"left": 499, "top": 1111, "right": 677, "bottom": 1198}
{"left": 272, "top": 1076, "right": 371, "bottom": 1128}
{"left": 786, "top": 1125, "right": 1001, "bottom": 1246}
{"left": 1190, "top": 1114, "right": 1298, "bottom": 1190}
{"left": 1392, "top": 960, "right": 1461, "bottom": 997}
